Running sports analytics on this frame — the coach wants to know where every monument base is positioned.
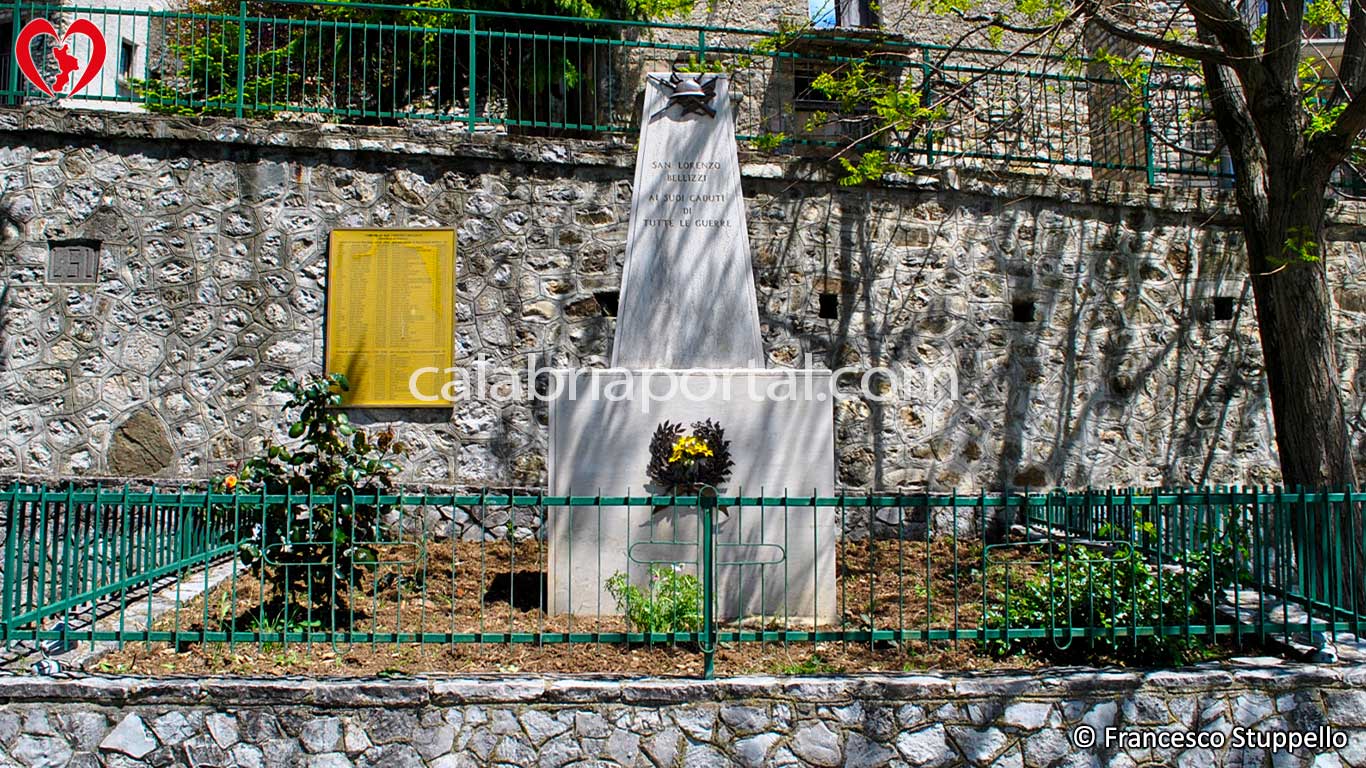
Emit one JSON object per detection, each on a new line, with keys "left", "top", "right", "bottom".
{"left": 547, "top": 369, "right": 836, "bottom": 623}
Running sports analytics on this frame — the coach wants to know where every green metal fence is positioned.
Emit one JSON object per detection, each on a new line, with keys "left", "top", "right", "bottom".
{"left": 1, "top": 0, "right": 1236, "bottom": 186}
{"left": 0, "top": 484, "right": 1361, "bottom": 675}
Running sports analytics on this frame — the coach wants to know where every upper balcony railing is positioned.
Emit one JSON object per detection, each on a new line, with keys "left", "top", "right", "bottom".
{"left": 1, "top": 0, "right": 1254, "bottom": 187}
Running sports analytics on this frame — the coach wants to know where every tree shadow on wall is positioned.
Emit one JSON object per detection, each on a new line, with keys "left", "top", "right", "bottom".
{"left": 748, "top": 179, "right": 1268, "bottom": 495}
{"left": 752, "top": 182, "right": 949, "bottom": 491}
{"left": 986, "top": 205, "right": 1264, "bottom": 490}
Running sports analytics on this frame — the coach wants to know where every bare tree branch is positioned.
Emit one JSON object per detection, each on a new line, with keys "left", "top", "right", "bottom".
{"left": 1087, "top": 11, "right": 1238, "bottom": 65}
{"left": 1199, "top": 50, "right": 1272, "bottom": 234}
{"left": 950, "top": 8, "right": 1074, "bottom": 36}
{"left": 1145, "top": 114, "right": 1229, "bottom": 160}
{"left": 1184, "top": 0, "right": 1262, "bottom": 65}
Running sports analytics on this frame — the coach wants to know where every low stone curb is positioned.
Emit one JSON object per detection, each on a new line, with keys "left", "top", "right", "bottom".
{"left": 0, "top": 662, "right": 1354, "bottom": 707}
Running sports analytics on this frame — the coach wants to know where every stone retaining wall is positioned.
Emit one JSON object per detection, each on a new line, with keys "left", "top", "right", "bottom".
{"left": 3, "top": 107, "right": 1366, "bottom": 493}
{"left": 0, "top": 665, "right": 1362, "bottom": 766}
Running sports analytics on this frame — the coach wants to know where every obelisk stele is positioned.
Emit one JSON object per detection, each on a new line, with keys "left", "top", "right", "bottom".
{"left": 546, "top": 74, "right": 837, "bottom": 623}
{"left": 611, "top": 74, "right": 764, "bottom": 369}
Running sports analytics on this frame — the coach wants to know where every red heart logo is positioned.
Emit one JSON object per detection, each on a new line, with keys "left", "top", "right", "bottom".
{"left": 14, "top": 18, "right": 106, "bottom": 96}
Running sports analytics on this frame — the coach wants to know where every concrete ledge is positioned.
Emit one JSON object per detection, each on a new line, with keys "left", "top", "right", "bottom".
{"left": 0, "top": 662, "right": 1357, "bottom": 705}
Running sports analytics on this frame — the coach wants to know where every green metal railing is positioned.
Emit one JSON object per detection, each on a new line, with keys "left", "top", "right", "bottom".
{"left": 1, "top": 0, "right": 1233, "bottom": 186}
{"left": 0, "top": 484, "right": 233, "bottom": 646}
{"left": 0, "top": 484, "right": 1361, "bottom": 675}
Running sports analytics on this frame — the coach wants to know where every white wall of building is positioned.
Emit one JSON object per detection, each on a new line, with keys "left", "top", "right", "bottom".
{"left": 58, "top": 0, "right": 171, "bottom": 112}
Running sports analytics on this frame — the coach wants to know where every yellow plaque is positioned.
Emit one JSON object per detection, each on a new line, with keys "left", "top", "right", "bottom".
{"left": 325, "top": 228, "right": 456, "bottom": 407}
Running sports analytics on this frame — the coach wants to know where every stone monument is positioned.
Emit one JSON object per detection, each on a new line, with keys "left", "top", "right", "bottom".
{"left": 547, "top": 74, "right": 836, "bottom": 622}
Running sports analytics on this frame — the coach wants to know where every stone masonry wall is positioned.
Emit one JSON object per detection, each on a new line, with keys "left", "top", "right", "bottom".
{"left": 0, "top": 665, "right": 1364, "bottom": 766}
{"left": 2, "top": 107, "right": 1366, "bottom": 493}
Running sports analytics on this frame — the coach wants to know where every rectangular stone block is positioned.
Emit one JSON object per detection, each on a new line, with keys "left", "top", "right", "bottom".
{"left": 547, "top": 369, "right": 836, "bottom": 623}
{"left": 46, "top": 239, "right": 100, "bottom": 284}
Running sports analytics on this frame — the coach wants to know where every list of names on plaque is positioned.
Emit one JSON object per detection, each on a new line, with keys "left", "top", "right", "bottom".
{"left": 325, "top": 229, "right": 455, "bottom": 407}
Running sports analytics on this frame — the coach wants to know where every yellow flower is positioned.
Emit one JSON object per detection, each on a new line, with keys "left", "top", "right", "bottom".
{"left": 223, "top": 474, "right": 239, "bottom": 491}
{"left": 667, "top": 435, "right": 714, "bottom": 464}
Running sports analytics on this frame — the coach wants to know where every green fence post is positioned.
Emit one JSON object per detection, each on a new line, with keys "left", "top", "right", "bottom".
{"left": 700, "top": 488, "right": 716, "bottom": 679}
{"left": 921, "top": 46, "right": 934, "bottom": 166}
{"left": 466, "top": 14, "right": 477, "bottom": 133}
{"left": 0, "top": 485, "right": 17, "bottom": 640}
{"left": 235, "top": 1, "right": 247, "bottom": 118}
{"left": 1353, "top": 485, "right": 1365, "bottom": 638}
{"left": 8, "top": 0, "right": 22, "bottom": 101}
{"left": 1141, "top": 70, "right": 1155, "bottom": 186}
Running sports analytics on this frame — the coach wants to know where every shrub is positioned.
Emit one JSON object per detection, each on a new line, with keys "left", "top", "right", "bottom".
{"left": 134, "top": 18, "right": 301, "bottom": 117}
{"left": 216, "top": 373, "right": 407, "bottom": 626}
{"left": 991, "top": 542, "right": 1223, "bottom": 664}
{"left": 606, "top": 565, "right": 703, "bottom": 634}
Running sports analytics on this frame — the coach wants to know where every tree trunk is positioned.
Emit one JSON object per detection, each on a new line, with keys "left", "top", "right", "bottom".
{"left": 1242, "top": 173, "right": 1361, "bottom": 618}
{"left": 1242, "top": 171, "right": 1358, "bottom": 490}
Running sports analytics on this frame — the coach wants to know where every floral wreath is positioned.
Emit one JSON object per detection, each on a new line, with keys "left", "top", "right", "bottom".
{"left": 646, "top": 419, "right": 734, "bottom": 492}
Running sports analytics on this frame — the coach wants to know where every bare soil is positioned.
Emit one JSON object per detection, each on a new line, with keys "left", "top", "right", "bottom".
{"left": 92, "top": 638, "right": 1040, "bottom": 678}
{"left": 87, "top": 538, "right": 1226, "bottom": 677}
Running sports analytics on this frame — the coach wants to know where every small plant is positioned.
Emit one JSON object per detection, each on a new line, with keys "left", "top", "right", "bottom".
{"left": 1096, "top": 511, "right": 1158, "bottom": 542}
{"left": 774, "top": 652, "right": 835, "bottom": 675}
{"left": 269, "top": 648, "right": 305, "bottom": 668}
{"left": 606, "top": 565, "right": 703, "bottom": 634}
{"left": 215, "top": 372, "right": 407, "bottom": 629}
{"left": 213, "top": 592, "right": 234, "bottom": 627}
{"left": 248, "top": 614, "right": 284, "bottom": 635}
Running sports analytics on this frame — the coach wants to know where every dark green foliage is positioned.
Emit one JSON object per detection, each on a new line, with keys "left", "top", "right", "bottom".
{"left": 216, "top": 373, "right": 407, "bottom": 625}
{"left": 991, "top": 542, "right": 1229, "bottom": 664}
{"left": 134, "top": 19, "right": 301, "bottom": 117}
